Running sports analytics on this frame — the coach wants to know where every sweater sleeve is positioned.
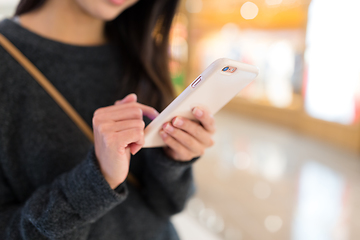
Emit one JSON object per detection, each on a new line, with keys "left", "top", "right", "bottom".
{"left": 0, "top": 42, "right": 129, "bottom": 239}
{"left": 126, "top": 117, "right": 199, "bottom": 218}
{"left": 0, "top": 148, "right": 128, "bottom": 240}
{"left": 130, "top": 144, "right": 199, "bottom": 219}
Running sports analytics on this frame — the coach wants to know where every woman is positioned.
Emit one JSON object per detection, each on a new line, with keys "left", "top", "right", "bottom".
{"left": 0, "top": 0, "right": 216, "bottom": 239}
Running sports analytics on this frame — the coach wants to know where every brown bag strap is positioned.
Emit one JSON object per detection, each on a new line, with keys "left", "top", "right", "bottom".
{"left": 0, "top": 33, "right": 140, "bottom": 188}
{"left": 0, "top": 34, "right": 94, "bottom": 142}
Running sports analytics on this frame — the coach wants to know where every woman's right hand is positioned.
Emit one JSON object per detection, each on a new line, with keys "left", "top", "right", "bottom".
{"left": 92, "top": 93, "right": 159, "bottom": 189}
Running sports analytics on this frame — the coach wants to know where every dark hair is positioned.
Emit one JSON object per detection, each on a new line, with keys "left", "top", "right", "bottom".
{"left": 15, "top": 0, "right": 178, "bottom": 111}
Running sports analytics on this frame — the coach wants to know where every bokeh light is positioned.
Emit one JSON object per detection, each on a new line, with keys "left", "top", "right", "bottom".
{"left": 240, "top": 2, "right": 259, "bottom": 20}
{"left": 253, "top": 181, "right": 272, "bottom": 199}
{"left": 265, "top": 215, "right": 283, "bottom": 232}
{"left": 305, "top": 0, "right": 360, "bottom": 124}
{"left": 233, "top": 151, "right": 252, "bottom": 170}
{"left": 186, "top": 0, "right": 203, "bottom": 13}
{"left": 224, "top": 228, "right": 243, "bottom": 240}
{"left": 266, "top": 0, "right": 283, "bottom": 6}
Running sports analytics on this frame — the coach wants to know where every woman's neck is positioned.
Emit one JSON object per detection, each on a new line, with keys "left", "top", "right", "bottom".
{"left": 19, "top": 0, "right": 107, "bottom": 46}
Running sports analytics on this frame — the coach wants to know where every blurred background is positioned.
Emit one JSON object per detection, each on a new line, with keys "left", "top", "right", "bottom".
{"left": 1, "top": 0, "right": 360, "bottom": 239}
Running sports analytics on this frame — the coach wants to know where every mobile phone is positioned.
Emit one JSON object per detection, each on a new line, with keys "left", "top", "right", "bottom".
{"left": 143, "top": 58, "right": 259, "bottom": 148}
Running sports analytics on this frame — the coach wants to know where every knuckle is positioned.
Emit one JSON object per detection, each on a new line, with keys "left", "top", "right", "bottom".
{"left": 136, "top": 128, "right": 144, "bottom": 137}
{"left": 137, "top": 108, "right": 143, "bottom": 117}
{"left": 94, "top": 108, "right": 103, "bottom": 116}
{"left": 209, "top": 138, "right": 215, "bottom": 146}
{"left": 92, "top": 115, "right": 100, "bottom": 126}
{"left": 138, "top": 120, "right": 146, "bottom": 129}
{"left": 131, "top": 108, "right": 142, "bottom": 118}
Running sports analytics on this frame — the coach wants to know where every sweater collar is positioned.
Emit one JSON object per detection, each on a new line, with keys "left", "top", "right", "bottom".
{"left": 0, "top": 18, "right": 119, "bottom": 62}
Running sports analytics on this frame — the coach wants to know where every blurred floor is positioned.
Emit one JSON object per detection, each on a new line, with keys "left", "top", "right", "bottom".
{"left": 172, "top": 108, "right": 360, "bottom": 240}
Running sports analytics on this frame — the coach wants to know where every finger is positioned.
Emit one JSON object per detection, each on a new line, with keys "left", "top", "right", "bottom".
{"left": 94, "top": 108, "right": 143, "bottom": 124}
{"left": 116, "top": 128, "right": 144, "bottom": 149}
{"left": 115, "top": 95, "right": 159, "bottom": 120}
{"left": 93, "top": 110, "right": 142, "bottom": 128}
{"left": 162, "top": 122, "right": 204, "bottom": 156}
{"left": 98, "top": 120, "right": 145, "bottom": 133}
{"left": 96, "top": 102, "right": 159, "bottom": 120}
{"left": 192, "top": 107, "right": 216, "bottom": 134}
{"left": 115, "top": 93, "right": 137, "bottom": 105}
{"left": 125, "top": 103, "right": 159, "bottom": 120}
{"left": 172, "top": 117, "right": 214, "bottom": 147}
{"left": 160, "top": 130, "right": 194, "bottom": 161}
{"left": 129, "top": 142, "right": 142, "bottom": 155}
{"left": 113, "top": 120, "right": 145, "bottom": 132}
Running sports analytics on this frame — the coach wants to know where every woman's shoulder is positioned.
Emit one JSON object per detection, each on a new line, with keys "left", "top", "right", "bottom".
{"left": 0, "top": 52, "right": 30, "bottom": 108}
{"left": 0, "top": 18, "right": 19, "bottom": 40}
{"left": 0, "top": 18, "right": 21, "bottom": 76}
{"left": 0, "top": 18, "right": 10, "bottom": 31}
{"left": 0, "top": 45, "right": 25, "bottom": 88}
{"left": 0, "top": 18, "right": 31, "bottom": 86}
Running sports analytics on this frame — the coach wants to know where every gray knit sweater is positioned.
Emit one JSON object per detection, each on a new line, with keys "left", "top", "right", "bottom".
{"left": 0, "top": 19, "right": 196, "bottom": 240}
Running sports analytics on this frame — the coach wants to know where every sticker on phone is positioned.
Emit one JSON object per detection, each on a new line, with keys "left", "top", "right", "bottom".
{"left": 191, "top": 75, "right": 202, "bottom": 88}
{"left": 222, "top": 66, "right": 237, "bottom": 73}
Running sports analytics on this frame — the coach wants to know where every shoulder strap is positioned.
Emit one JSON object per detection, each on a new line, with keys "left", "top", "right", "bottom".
{"left": 0, "top": 33, "right": 140, "bottom": 188}
{"left": 0, "top": 34, "right": 94, "bottom": 141}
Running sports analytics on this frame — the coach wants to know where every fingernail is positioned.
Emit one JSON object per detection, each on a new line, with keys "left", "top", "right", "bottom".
{"left": 193, "top": 108, "right": 203, "bottom": 118}
{"left": 173, "top": 117, "right": 183, "bottom": 127}
{"left": 160, "top": 130, "right": 168, "bottom": 139}
{"left": 165, "top": 123, "right": 174, "bottom": 132}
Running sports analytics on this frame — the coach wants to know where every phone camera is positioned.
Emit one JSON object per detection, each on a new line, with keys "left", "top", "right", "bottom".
{"left": 222, "top": 67, "right": 229, "bottom": 71}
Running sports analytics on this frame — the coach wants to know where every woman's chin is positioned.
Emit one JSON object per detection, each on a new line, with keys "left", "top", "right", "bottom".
{"left": 76, "top": 0, "right": 139, "bottom": 22}
{"left": 88, "top": 7, "right": 126, "bottom": 21}
{"left": 97, "top": 11, "right": 122, "bottom": 21}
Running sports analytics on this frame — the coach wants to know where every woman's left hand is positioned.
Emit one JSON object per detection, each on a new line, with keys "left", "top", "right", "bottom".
{"left": 159, "top": 106, "right": 216, "bottom": 161}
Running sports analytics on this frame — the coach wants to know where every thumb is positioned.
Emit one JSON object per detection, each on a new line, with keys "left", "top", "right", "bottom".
{"left": 115, "top": 93, "right": 137, "bottom": 105}
{"left": 129, "top": 142, "right": 142, "bottom": 155}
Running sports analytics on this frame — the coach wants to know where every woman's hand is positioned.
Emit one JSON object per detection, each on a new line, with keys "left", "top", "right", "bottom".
{"left": 160, "top": 107, "right": 216, "bottom": 161}
{"left": 93, "top": 93, "right": 159, "bottom": 189}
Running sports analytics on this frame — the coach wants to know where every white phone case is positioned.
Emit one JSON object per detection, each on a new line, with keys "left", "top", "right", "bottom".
{"left": 143, "top": 58, "right": 259, "bottom": 148}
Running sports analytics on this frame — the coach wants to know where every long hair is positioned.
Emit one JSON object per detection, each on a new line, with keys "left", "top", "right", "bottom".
{"left": 15, "top": 0, "right": 178, "bottom": 111}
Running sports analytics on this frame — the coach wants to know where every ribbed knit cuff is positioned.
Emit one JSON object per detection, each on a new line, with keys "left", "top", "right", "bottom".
{"left": 60, "top": 147, "right": 128, "bottom": 222}
{"left": 144, "top": 147, "right": 199, "bottom": 181}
